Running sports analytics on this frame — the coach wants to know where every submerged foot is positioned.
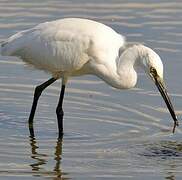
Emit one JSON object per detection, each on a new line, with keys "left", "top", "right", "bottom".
{"left": 29, "top": 123, "right": 35, "bottom": 138}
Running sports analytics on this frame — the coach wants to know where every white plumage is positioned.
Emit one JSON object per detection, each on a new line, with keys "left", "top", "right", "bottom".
{"left": 1, "top": 18, "right": 124, "bottom": 80}
{"left": 0, "top": 18, "right": 178, "bottom": 137}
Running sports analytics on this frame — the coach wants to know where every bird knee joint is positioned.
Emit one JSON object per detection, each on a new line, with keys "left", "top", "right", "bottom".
{"left": 34, "top": 86, "right": 43, "bottom": 97}
{"left": 56, "top": 107, "right": 64, "bottom": 116}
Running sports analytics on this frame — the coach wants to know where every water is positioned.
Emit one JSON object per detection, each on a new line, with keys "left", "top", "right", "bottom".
{"left": 0, "top": 0, "right": 182, "bottom": 179}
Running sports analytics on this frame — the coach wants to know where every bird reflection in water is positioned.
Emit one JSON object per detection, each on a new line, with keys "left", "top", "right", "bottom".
{"left": 29, "top": 137, "right": 68, "bottom": 179}
{"left": 54, "top": 139, "right": 63, "bottom": 179}
{"left": 165, "top": 163, "right": 177, "bottom": 180}
{"left": 30, "top": 138, "right": 47, "bottom": 171}
{"left": 166, "top": 174, "right": 175, "bottom": 180}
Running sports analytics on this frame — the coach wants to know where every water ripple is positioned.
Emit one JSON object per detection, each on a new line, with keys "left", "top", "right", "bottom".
{"left": 0, "top": 0, "right": 182, "bottom": 179}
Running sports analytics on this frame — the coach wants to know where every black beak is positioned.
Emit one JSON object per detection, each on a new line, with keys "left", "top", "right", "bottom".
{"left": 154, "top": 76, "right": 179, "bottom": 133}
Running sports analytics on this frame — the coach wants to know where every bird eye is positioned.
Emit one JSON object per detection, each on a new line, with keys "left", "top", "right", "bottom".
{"left": 150, "top": 67, "right": 157, "bottom": 77}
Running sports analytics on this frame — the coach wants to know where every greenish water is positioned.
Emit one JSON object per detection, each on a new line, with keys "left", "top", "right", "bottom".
{"left": 0, "top": 0, "right": 182, "bottom": 179}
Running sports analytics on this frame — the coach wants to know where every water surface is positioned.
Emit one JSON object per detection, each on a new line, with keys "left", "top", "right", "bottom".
{"left": 0, "top": 0, "right": 182, "bottom": 179}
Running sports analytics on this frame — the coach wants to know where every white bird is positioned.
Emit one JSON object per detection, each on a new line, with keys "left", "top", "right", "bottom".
{"left": 0, "top": 18, "right": 179, "bottom": 138}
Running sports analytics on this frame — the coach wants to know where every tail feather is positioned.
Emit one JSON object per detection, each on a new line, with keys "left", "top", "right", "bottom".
{"left": 0, "top": 41, "right": 9, "bottom": 56}
{"left": 0, "top": 41, "right": 7, "bottom": 55}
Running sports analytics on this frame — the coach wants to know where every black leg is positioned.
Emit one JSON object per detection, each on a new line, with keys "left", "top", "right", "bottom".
{"left": 56, "top": 84, "right": 66, "bottom": 138}
{"left": 29, "top": 77, "right": 57, "bottom": 137}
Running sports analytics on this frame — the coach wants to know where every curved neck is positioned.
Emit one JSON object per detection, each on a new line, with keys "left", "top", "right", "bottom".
{"left": 89, "top": 44, "right": 150, "bottom": 89}
{"left": 118, "top": 44, "right": 145, "bottom": 69}
{"left": 90, "top": 44, "right": 145, "bottom": 89}
{"left": 116, "top": 44, "right": 142, "bottom": 88}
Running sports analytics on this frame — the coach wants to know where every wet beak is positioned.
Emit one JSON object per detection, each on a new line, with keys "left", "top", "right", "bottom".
{"left": 154, "top": 76, "right": 179, "bottom": 133}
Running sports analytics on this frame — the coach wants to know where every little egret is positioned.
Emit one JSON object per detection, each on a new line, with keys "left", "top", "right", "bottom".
{"left": 0, "top": 18, "right": 179, "bottom": 138}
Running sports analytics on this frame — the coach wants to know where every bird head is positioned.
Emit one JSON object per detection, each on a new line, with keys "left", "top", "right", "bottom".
{"left": 138, "top": 45, "right": 179, "bottom": 132}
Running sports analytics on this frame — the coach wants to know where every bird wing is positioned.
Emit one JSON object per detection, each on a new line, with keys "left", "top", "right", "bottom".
{"left": 1, "top": 24, "right": 91, "bottom": 74}
{"left": 1, "top": 18, "right": 126, "bottom": 76}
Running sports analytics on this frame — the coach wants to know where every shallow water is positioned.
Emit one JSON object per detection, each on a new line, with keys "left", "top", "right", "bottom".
{"left": 0, "top": 0, "right": 182, "bottom": 179}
